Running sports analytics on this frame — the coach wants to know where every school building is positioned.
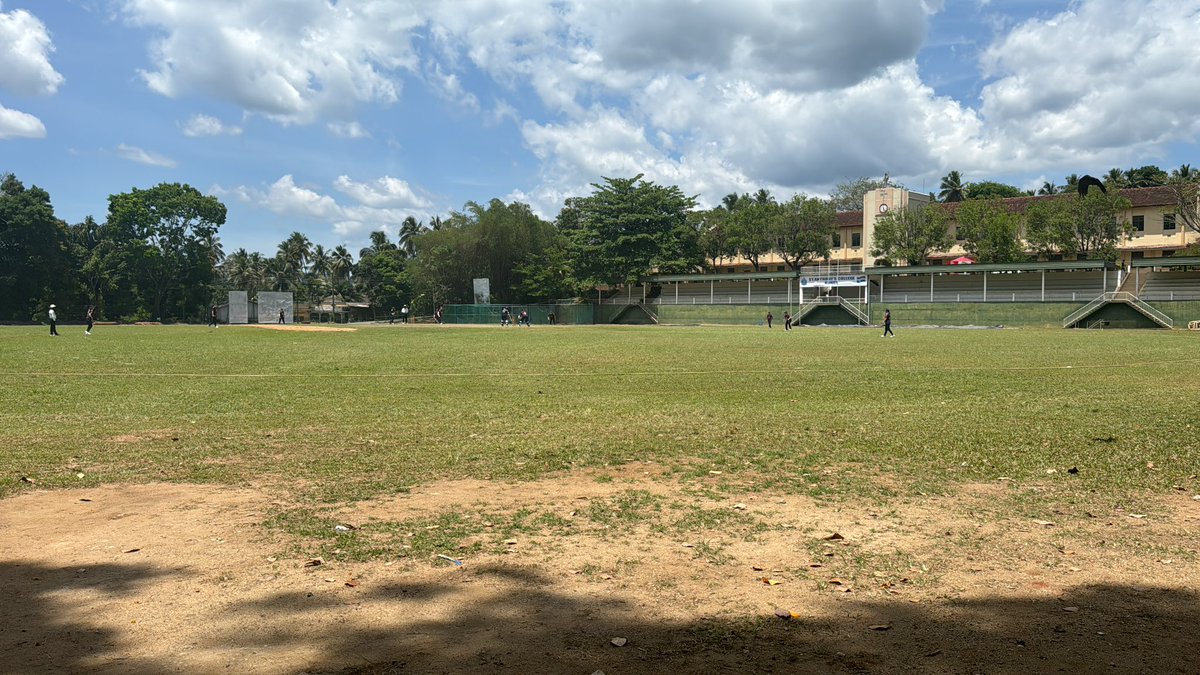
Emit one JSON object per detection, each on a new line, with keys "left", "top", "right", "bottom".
{"left": 612, "top": 186, "right": 1200, "bottom": 329}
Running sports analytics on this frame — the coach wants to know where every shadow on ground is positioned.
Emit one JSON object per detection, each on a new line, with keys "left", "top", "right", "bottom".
{"left": 1, "top": 560, "right": 1196, "bottom": 674}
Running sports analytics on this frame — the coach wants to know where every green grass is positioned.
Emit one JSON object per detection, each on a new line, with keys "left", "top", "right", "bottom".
{"left": 2, "top": 323, "right": 1198, "bottom": 509}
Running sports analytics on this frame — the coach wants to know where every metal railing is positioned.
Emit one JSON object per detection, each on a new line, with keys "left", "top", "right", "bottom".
{"left": 1062, "top": 292, "right": 1173, "bottom": 328}
{"left": 796, "top": 296, "right": 869, "bottom": 325}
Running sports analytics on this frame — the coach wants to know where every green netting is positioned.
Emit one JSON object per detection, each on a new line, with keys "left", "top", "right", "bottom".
{"left": 442, "top": 303, "right": 595, "bottom": 325}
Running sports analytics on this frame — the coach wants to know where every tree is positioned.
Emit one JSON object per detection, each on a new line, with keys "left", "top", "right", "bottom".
{"left": 938, "top": 170, "right": 966, "bottom": 202}
{"left": 1170, "top": 164, "right": 1196, "bottom": 182}
{"left": 567, "top": 175, "right": 699, "bottom": 288}
{"left": 694, "top": 208, "right": 735, "bottom": 268}
{"left": 1166, "top": 177, "right": 1200, "bottom": 236}
{"left": 105, "top": 182, "right": 227, "bottom": 320}
{"left": 1123, "top": 165, "right": 1168, "bottom": 188}
{"left": 1037, "top": 180, "right": 1058, "bottom": 196}
{"left": 869, "top": 204, "right": 952, "bottom": 266}
{"left": 952, "top": 199, "right": 1026, "bottom": 264}
{"left": 1062, "top": 174, "right": 1080, "bottom": 194}
{"left": 398, "top": 216, "right": 422, "bottom": 257}
{"left": 724, "top": 192, "right": 775, "bottom": 272}
{"left": 772, "top": 195, "right": 836, "bottom": 269}
{"left": 963, "top": 181, "right": 1026, "bottom": 200}
{"left": 1025, "top": 191, "right": 1133, "bottom": 261}
{"left": 0, "top": 174, "right": 73, "bottom": 320}
{"left": 1103, "top": 168, "right": 1129, "bottom": 190}
{"left": 829, "top": 176, "right": 895, "bottom": 212}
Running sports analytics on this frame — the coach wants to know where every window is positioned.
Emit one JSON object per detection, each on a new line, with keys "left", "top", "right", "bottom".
{"left": 1164, "top": 214, "right": 1176, "bottom": 231}
{"left": 832, "top": 232, "right": 842, "bottom": 248}
{"left": 777, "top": 266, "right": 786, "bottom": 272}
{"left": 1131, "top": 251, "right": 1144, "bottom": 259}
{"left": 851, "top": 232, "right": 862, "bottom": 248}
{"left": 1133, "top": 215, "right": 1144, "bottom": 233}
{"left": 1163, "top": 249, "right": 1175, "bottom": 257}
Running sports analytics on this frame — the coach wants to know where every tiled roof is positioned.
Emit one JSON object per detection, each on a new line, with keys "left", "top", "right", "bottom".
{"left": 837, "top": 210, "right": 863, "bottom": 227}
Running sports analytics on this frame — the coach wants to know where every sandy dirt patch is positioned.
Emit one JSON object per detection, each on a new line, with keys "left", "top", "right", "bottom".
{"left": 240, "top": 324, "right": 357, "bottom": 333}
{"left": 2, "top": 477, "right": 1198, "bottom": 674}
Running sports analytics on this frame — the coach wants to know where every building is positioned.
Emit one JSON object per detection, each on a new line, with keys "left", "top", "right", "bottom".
{"left": 709, "top": 185, "right": 1197, "bottom": 273}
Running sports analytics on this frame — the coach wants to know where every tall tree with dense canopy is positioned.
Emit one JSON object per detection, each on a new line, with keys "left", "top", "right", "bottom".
{"left": 0, "top": 174, "right": 73, "bottom": 321}
{"left": 772, "top": 195, "right": 836, "bottom": 269}
{"left": 567, "top": 175, "right": 699, "bottom": 288}
{"left": 870, "top": 204, "right": 952, "bottom": 266}
{"left": 1025, "top": 191, "right": 1133, "bottom": 261}
{"left": 952, "top": 199, "right": 1026, "bottom": 263}
{"left": 724, "top": 191, "right": 775, "bottom": 272}
{"left": 963, "top": 181, "right": 1027, "bottom": 200}
{"left": 105, "top": 182, "right": 227, "bottom": 321}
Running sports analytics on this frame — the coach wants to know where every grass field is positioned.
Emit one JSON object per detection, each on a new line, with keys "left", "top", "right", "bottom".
{"left": 2, "top": 324, "right": 1199, "bottom": 673}
{"left": 4, "top": 323, "right": 1198, "bottom": 502}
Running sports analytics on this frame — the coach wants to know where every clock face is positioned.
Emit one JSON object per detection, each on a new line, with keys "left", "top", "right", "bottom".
{"left": 879, "top": 203, "right": 889, "bottom": 213}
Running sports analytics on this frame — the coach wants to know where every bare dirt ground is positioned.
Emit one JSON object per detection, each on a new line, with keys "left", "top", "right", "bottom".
{"left": 2, "top": 471, "right": 1198, "bottom": 674}
{"left": 242, "top": 325, "right": 358, "bottom": 333}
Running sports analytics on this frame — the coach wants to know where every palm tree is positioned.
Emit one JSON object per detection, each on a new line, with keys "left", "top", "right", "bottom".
{"left": 429, "top": 215, "right": 445, "bottom": 231}
{"left": 1171, "top": 164, "right": 1195, "bottom": 182}
{"left": 309, "top": 244, "right": 330, "bottom": 282}
{"left": 360, "top": 230, "right": 395, "bottom": 259}
{"left": 329, "top": 245, "right": 354, "bottom": 321}
{"left": 1037, "top": 180, "right": 1058, "bottom": 196}
{"left": 1104, "top": 168, "right": 1128, "bottom": 189}
{"left": 1062, "top": 174, "right": 1080, "bottom": 194}
{"left": 938, "top": 170, "right": 966, "bottom": 202}
{"left": 398, "top": 216, "right": 423, "bottom": 257}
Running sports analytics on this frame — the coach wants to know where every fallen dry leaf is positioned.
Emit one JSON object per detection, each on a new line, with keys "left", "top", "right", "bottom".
{"left": 304, "top": 558, "right": 324, "bottom": 567}
{"left": 761, "top": 577, "right": 783, "bottom": 586}
{"left": 869, "top": 623, "right": 893, "bottom": 631}
{"left": 610, "top": 637, "right": 627, "bottom": 647}
{"left": 345, "top": 579, "right": 359, "bottom": 588}
{"left": 123, "top": 548, "right": 140, "bottom": 554}
{"left": 1032, "top": 519, "right": 1055, "bottom": 527}
{"left": 823, "top": 532, "right": 845, "bottom": 541}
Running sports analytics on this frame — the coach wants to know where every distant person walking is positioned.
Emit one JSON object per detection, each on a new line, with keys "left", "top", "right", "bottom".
{"left": 209, "top": 305, "right": 218, "bottom": 328}
{"left": 389, "top": 308, "right": 397, "bottom": 324}
{"left": 783, "top": 311, "right": 791, "bottom": 331}
{"left": 85, "top": 305, "right": 95, "bottom": 335}
{"left": 766, "top": 311, "right": 773, "bottom": 328}
{"left": 278, "top": 307, "right": 285, "bottom": 324}
{"left": 883, "top": 309, "right": 894, "bottom": 337}
{"left": 434, "top": 305, "right": 444, "bottom": 324}
{"left": 48, "top": 304, "right": 59, "bottom": 336}
{"left": 401, "top": 304, "right": 410, "bottom": 324}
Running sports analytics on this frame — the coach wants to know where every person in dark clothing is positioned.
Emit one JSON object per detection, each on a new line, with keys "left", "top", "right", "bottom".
{"left": 766, "top": 311, "right": 773, "bottom": 328}
{"left": 85, "top": 306, "right": 95, "bottom": 335}
{"left": 278, "top": 307, "right": 286, "bottom": 324}
{"left": 547, "top": 312, "right": 556, "bottom": 325}
{"left": 519, "top": 310, "right": 530, "bottom": 326}
{"left": 209, "top": 305, "right": 218, "bottom": 328}
{"left": 783, "top": 312, "right": 791, "bottom": 331}
{"left": 434, "top": 305, "right": 444, "bottom": 324}
{"left": 883, "top": 309, "right": 894, "bottom": 337}
{"left": 500, "top": 307, "right": 511, "bottom": 326}
{"left": 389, "top": 308, "right": 397, "bottom": 324}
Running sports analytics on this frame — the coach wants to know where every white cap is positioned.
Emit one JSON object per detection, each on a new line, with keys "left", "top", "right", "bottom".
{"left": 49, "top": 304, "right": 56, "bottom": 308}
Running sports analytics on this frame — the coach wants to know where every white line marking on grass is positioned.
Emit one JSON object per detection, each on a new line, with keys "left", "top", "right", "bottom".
{"left": 5, "top": 358, "right": 1200, "bottom": 379}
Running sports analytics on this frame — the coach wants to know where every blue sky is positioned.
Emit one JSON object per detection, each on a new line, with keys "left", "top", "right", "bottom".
{"left": 3, "top": 0, "right": 1198, "bottom": 255}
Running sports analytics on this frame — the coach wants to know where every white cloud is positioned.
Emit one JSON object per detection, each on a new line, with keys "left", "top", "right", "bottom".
{"left": 0, "top": 103, "right": 46, "bottom": 139}
{"left": 121, "top": 0, "right": 419, "bottom": 124}
{"left": 115, "top": 143, "right": 177, "bottom": 167}
{"left": 973, "top": 0, "right": 1200, "bottom": 170}
{"left": 333, "top": 175, "right": 431, "bottom": 209}
{"left": 0, "top": 3, "right": 64, "bottom": 96}
{"left": 220, "top": 173, "right": 435, "bottom": 242}
{"left": 181, "top": 113, "right": 242, "bottom": 137}
{"left": 328, "top": 121, "right": 371, "bottom": 139}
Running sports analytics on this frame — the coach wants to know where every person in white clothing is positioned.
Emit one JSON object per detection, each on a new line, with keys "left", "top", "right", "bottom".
{"left": 48, "top": 304, "right": 59, "bottom": 336}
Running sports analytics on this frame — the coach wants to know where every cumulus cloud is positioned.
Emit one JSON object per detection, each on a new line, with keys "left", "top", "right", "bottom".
{"left": 0, "top": 3, "right": 64, "bottom": 95}
{"left": 333, "top": 175, "right": 431, "bottom": 209}
{"left": 115, "top": 143, "right": 177, "bottom": 167}
{"left": 181, "top": 113, "right": 242, "bottom": 137}
{"left": 220, "top": 174, "right": 434, "bottom": 241}
{"left": 0, "top": 103, "right": 46, "bottom": 139}
{"left": 974, "top": 0, "right": 1200, "bottom": 169}
{"left": 121, "top": 0, "right": 419, "bottom": 124}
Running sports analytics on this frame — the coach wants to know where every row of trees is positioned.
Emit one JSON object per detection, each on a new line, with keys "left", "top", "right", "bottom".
{"left": 937, "top": 164, "right": 1196, "bottom": 202}
{"left": 3, "top": 165, "right": 1198, "bottom": 321}
{"left": 870, "top": 189, "right": 1139, "bottom": 265}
